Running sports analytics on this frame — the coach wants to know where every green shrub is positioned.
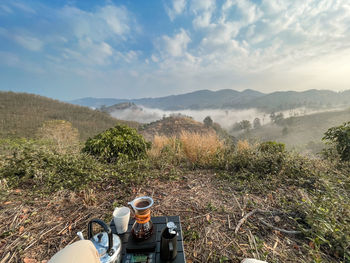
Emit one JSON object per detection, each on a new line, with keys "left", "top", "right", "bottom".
{"left": 258, "top": 141, "right": 285, "bottom": 154}
{"left": 0, "top": 144, "right": 105, "bottom": 192}
{"left": 82, "top": 124, "right": 150, "bottom": 163}
{"left": 323, "top": 122, "right": 350, "bottom": 162}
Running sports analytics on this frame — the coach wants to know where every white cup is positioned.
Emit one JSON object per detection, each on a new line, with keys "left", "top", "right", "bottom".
{"left": 113, "top": 207, "right": 130, "bottom": 234}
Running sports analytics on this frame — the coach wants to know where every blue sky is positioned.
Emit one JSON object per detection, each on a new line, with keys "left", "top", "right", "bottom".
{"left": 0, "top": 0, "right": 349, "bottom": 100}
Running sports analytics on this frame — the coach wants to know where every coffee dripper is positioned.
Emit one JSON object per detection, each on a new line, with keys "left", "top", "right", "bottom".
{"left": 128, "top": 196, "right": 154, "bottom": 241}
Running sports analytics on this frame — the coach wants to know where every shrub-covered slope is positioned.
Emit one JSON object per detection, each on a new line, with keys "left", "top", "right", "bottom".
{"left": 0, "top": 91, "right": 138, "bottom": 140}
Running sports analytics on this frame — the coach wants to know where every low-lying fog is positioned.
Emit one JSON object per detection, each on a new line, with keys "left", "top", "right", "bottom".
{"left": 110, "top": 106, "right": 341, "bottom": 130}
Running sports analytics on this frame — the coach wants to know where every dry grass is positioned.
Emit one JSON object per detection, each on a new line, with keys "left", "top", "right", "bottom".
{"left": 147, "top": 134, "right": 180, "bottom": 158}
{"left": 236, "top": 140, "right": 251, "bottom": 153}
{"left": 148, "top": 131, "right": 225, "bottom": 166}
{"left": 180, "top": 131, "right": 224, "bottom": 165}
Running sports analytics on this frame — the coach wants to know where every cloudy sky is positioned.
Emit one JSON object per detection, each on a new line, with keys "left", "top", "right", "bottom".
{"left": 0, "top": 0, "right": 349, "bottom": 100}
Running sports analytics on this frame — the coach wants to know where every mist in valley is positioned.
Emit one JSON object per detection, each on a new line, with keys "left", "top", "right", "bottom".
{"left": 109, "top": 105, "right": 344, "bottom": 131}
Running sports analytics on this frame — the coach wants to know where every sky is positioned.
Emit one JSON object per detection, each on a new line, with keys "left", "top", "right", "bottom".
{"left": 0, "top": 0, "right": 349, "bottom": 100}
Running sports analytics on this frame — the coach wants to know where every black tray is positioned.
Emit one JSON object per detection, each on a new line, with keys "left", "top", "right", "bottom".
{"left": 110, "top": 216, "right": 186, "bottom": 263}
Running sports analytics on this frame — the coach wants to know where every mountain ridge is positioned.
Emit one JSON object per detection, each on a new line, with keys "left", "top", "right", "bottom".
{"left": 70, "top": 88, "right": 350, "bottom": 111}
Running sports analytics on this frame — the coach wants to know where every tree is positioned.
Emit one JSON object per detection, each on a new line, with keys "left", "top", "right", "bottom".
{"left": 239, "top": 120, "right": 252, "bottom": 132}
{"left": 37, "top": 120, "right": 79, "bottom": 152}
{"left": 203, "top": 116, "right": 213, "bottom": 127}
{"left": 323, "top": 122, "right": 350, "bottom": 162}
{"left": 253, "top": 118, "right": 261, "bottom": 129}
{"left": 282, "top": 126, "right": 288, "bottom": 136}
{"left": 270, "top": 112, "right": 284, "bottom": 125}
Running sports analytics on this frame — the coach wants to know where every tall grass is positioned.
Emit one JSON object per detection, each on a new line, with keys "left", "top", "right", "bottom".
{"left": 148, "top": 131, "right": 225, "bottom": 167}
{"left": 180, "top": 131, "right": 224, "bottom": 165}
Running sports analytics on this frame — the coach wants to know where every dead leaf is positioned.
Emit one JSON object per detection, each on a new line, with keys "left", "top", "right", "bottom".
{"left": 23, "top": 257, "right": 37, "bottom": 263}
{"left": 23, "top": 208, "right": 29, "bottom": 214}
{"left": 4, "top": 201, "right": 12, "bottom": 205}
{"left": 206, "top": 214, "right": 210, "bottom": 222}
{"left": 274, "top": 216, "right": 281, "bottom": 223}
{"left": 309, "top": 241, "right": 315, "bottom": 249}
{"left": 19, "top": 226, "right": 25, "bottom": 234}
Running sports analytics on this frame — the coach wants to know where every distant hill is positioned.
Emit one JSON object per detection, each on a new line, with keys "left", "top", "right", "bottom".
{"left": 70, "top": 89, "right": 265, "bottom": 110}
{"left": 70, "top": 89, "right": 350, "bottom": 112}
{"left": 0, "top": 92, "right": 138, "bottom": 140}
{"left": 246, "top": 89, "right": 350, "bottom": 111}
{"left": 238, "top": 107, "right": 350, "bottom": 153}
{"left": 139, "top": 115, "right": 216, "bottom": 141}
{"left": 101, "top": 102, "right": 142, "bottom": 113}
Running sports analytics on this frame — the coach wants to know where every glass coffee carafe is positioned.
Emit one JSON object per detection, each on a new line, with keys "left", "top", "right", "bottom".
{"left": 128, "top": 196, "right": 154, "bottom": 241}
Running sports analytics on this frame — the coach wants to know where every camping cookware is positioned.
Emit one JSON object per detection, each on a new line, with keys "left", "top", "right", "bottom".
{"left": 77, "top": 219, "right": 121, "bottom": 263}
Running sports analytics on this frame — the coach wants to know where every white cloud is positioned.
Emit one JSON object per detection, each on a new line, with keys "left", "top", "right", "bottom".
{"left": 13, "top": 34, "right": 43, "bottom": 51}
{"left": 160, "top": 29, "right": 191, "bottom": 57}
{"left": 98, "top": 5, "right": 130, "bottom": 36}
{"left": 190, "top": 0, "right": 215, "bottom": 13}
{"left": 165, "top": 0, "right": 186, "bottom": 21}
{"left": 59, "top": 5, "right": 133, "bottom": 42}
{"left": 190, "top": 0, "right": 216, "bottom": 28}
{"left": 10, "top": 1, "right": 36, "bottom": 14}
{"left": 0, "top": 27, "right": 43, "bottom": 51}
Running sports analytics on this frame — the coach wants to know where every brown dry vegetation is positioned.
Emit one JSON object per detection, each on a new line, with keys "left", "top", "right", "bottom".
{"left": 148, "top": 131, "right": 224, "bottom": 167}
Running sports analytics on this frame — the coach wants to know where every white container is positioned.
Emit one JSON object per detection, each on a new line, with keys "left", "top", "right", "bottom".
{"left": 242, "top": 259, "right": 268, "bottom": 263}
{"left": 113, "top": 207, "right": 130, "bottom": 234}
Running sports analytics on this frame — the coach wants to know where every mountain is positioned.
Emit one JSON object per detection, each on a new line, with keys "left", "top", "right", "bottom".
{"left": 101, "top": 102, "right": 142, "bottom": 113}
{"left": 70, "top": 88, "right": 350, "bottom": 112}
{"left": 246, "top": 89, "right": 350, "bottom": 111}
{"left": 0, "top": 91, "right": 138, "bottom": 140}
{"left": 70, "top": 89, "right": 265, "bottom": 110}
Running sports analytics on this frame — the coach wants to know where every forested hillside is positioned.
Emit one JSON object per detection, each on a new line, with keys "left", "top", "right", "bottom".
{"left": 0, "top": 92, "right": 138, "bottom": 140}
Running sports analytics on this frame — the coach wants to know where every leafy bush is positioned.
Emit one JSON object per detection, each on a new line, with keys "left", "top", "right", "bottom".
{"left": 323, "top": 122, "right": 350, "bottom": 162}
{"left": 0, "top": 143, "right": 105, "bottom": 192}
{"left": 258, "top": 141, "right": 285, "bottom": 154}
{"left": 82, "top": 124, "right": 149, "bottom": 163}
{"left": 296, "top": 164, "right": 350, "bottom": 261}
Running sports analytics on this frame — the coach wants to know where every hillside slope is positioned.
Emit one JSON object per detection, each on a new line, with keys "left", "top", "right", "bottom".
{"left": 241, "top": 107, "right": 350, "bottom": 152}
{"left": 0, "top": 91, "right": 138, "bottom": 140}
{"left": 139, "top": 115, "right": 216, "bottom": 141}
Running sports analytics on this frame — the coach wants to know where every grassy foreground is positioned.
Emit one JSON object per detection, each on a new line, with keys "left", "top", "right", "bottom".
{"left": 0, "top": 130, "right": 349, "bottom": 262}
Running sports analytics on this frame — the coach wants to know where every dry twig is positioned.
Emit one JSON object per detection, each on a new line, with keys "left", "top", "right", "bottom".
{"left": 258, "top": 218, "right": 302, "bottom": 235}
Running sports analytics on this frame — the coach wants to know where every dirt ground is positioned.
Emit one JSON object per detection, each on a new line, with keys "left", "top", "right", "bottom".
{"left": 0, "top": 171, "right": 313, "bottom": 263}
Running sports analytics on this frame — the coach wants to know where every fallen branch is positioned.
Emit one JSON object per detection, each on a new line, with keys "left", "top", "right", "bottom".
{"left": 258, "top": 218, "right": 302, "bottom": 235}
{"left": 235, "top": 209, "right": 269, "bottom": 234}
